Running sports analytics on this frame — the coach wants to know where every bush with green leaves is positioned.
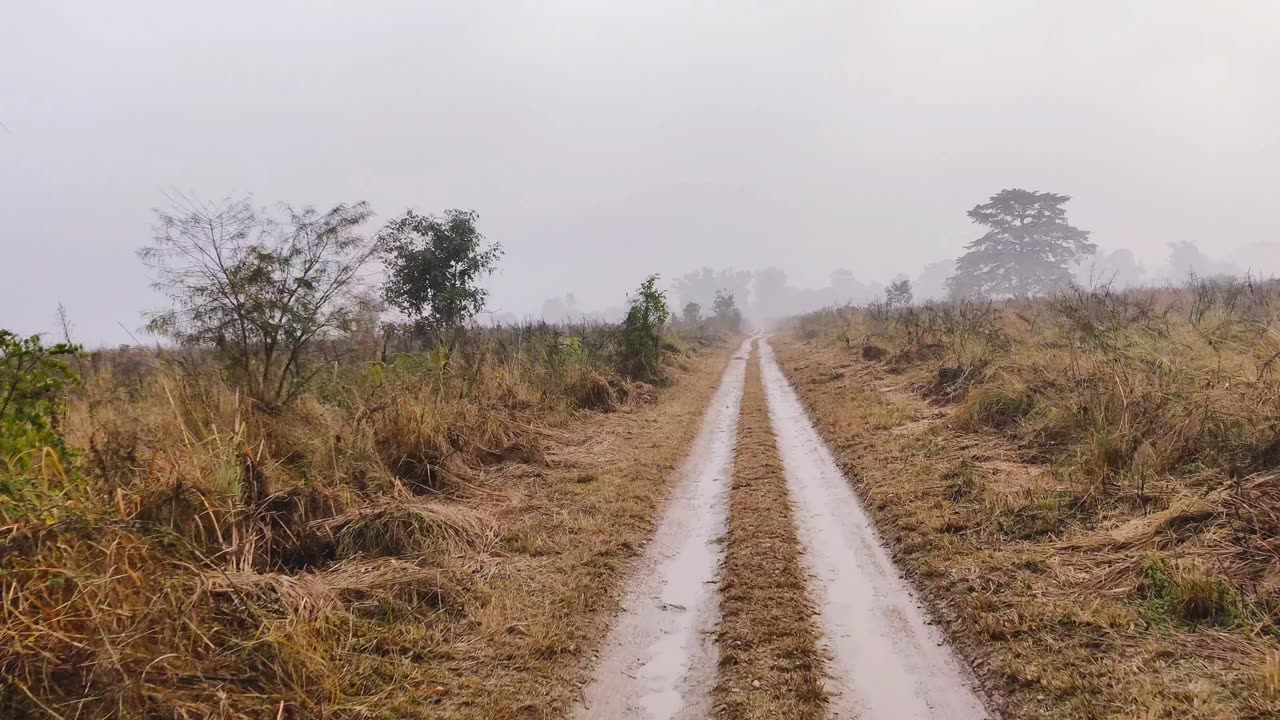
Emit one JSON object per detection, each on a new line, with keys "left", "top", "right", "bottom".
{"left": 622, "top": 275, "right": 671, "bottom": 380}
{"left": 681, "top": 301, "right": 701, "bottom": 324}
{"left": 712, "top": 289, "right": 742, "bottom": 332}
{"left": 378, "top": 209, "right": 503, "bottom": 352}
{"left": 885, "top": 278, "right": 913, "bottom": 307}
{"left": 0, "top": 330, "right": 80, "bottom": 467}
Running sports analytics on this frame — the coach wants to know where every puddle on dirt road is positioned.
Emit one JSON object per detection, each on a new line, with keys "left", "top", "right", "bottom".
{"left": 758, "top": 338, "right": 990, "bottom": 720}
{"left": 572, "top": 339, "right": 752, "bottom": 720}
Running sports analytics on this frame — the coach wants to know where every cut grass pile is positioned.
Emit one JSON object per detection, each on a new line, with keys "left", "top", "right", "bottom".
{"left": 782, "top": 279, "right": 1280, "bottom": 719}
{"left": 1, "top": 325, "right": 730, "bottom": 719}
{"left": 712, "top": 340, "right": 828, "bottom": 720}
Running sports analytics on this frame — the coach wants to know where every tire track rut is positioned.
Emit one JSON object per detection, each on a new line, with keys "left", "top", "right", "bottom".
{"left": 574, "top": 337, "right": 989, "bottom": 719}
{"left": 759, "top": 337, "right": 989, "bottom": 719}
{"left": 573, "top": 339, "right": 751, "bottom": 720}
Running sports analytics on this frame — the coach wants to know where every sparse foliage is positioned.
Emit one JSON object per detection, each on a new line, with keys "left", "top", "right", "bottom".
{"left": 621, "top": 275, "right": 670, "bottom": 379}
{"left": 682, "top": 301, "right": 702, "bottom": 324}
{"left": 140, "top": 195, "right": 377, "bottom": 407}
{"left": 379, "top": 209, "right": 503, "bottom": 350}
{"left": 948, "top": 189, "right": 1095, "bottom": 299}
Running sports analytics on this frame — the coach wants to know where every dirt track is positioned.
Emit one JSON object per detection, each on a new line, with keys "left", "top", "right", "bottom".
{"left": 573, "top": 338, "right": 987, "bottom": 719}
{"left": 758, "top": 338, "right": 987, "bottom": 719}
{"left": 573, "top": 339, "right": 751, "bottom": 720}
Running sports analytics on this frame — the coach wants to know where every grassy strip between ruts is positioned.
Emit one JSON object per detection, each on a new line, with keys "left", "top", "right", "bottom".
{"left": 713, "top": 340, "right": 829, "bottom": 720}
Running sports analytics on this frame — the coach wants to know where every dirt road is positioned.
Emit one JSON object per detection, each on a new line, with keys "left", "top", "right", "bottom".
{"left": 758, "top": 338, "right": 987, "bottom": 719}
{"left": 574, "top": 339, "right": 752, "bottom": 720}
{"left": 573, "top": 338, "right": 987, "bottom": 719}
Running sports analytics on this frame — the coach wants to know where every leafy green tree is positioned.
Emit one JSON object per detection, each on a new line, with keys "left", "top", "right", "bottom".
{"left": 378, "top": 209, "right": 503, "bottom": 350}
{"left": 0, "top": 331, "right": 80, "bottom": 466}
{"left": 885, "top": 278, "right": 913, "bottom": 307}
{"left": 622, "top": 275, "right": 670, "bottom": 380}
{"left": 948, "top": 189, "right": 1095, "bottom": 299}
{"left": 140, "top": 195, "right": 377, "bottom": 406}
{"left": 681, "top": 302, "right": 701, "bottom": 324}
{"left": 712, "top": 289, "right": 742, "bottom": 332}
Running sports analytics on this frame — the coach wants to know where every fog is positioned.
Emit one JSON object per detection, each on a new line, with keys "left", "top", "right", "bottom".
{"left": 4, "top": 1, "right": 1280, "bottom": 345}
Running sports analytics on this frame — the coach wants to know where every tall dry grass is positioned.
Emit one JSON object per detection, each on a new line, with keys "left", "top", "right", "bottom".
{"left": 781, "top": 281, "right": 1280, "bottom": 717}
{"left": 793, "top": 278, "right": 1280, "bottom": 634}
{"left": 0, "top": 321, "right": 720, "bottom": 719}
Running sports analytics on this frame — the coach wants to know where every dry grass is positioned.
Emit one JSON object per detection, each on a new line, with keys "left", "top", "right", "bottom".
{"left": 780, "top": 281, "right": 1280, "bottom": 719}
{"left": 0, "top": 327, "right": 733, "bottom": 719}
{"left": 712, "top": 341, "right": 828, "bottom": 720}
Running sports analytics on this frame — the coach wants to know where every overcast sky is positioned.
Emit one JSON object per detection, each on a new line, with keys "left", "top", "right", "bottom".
{"left": 4, "top": 1, "right": 1280, "bottom": 345}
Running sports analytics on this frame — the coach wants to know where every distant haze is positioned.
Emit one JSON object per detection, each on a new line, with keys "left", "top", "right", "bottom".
{"left": 4, "top": 2, "right": 1280, "bottom": 345}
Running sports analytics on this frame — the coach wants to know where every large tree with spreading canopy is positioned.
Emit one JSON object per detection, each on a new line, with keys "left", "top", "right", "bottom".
{"left": 948, "top": 189, "right": 1095, "bottom": 299}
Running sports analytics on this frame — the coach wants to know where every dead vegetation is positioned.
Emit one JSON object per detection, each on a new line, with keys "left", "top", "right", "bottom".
{"left": 0, "top": 325, "right": 729, "bottom": 719}
{"left": 713, "top": 342, "right": 828, "bottom": 720}
{"left": 782, "top": 279, "right": 1280, "bottom": 719}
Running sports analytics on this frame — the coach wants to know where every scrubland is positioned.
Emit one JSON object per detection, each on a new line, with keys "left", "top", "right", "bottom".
{"left": 781, "top": 279, "right": 1280, "bottom": 719}
{"left": 1, "top": 324, "right": 726, "bottom": 719}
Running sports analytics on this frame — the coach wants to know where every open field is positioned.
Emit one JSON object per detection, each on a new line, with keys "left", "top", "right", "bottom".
{"left": 1, "top": 326, "right": 733, "bottom": 719}
{"left": 14, "top": 281, "right": 1280, "bottom": 720}
{"left": 778, "top": 282, "right": 1280, "bottom": 719}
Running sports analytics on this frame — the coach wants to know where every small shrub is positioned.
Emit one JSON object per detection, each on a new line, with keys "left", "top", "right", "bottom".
{"left": 0, "top": 330, "right": 80, "bottom": 468}
{"left": 140, "top": 196, "right": 378, "bottom": 407}
{"left": 1140, "top": 556, "right": 1242, "bottom": 626}
{"left": 621, "top": 275, "right": 671, "bottom": 381}
{"left": 712, "top": 289, "right": 743, "bottom": 333}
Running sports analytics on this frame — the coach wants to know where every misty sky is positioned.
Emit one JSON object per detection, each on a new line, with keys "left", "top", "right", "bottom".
{"left": 4, "top": 1, "right": 1280, "bottom": 345}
